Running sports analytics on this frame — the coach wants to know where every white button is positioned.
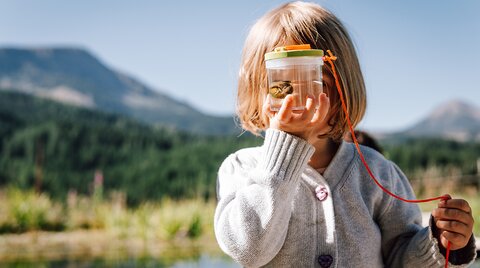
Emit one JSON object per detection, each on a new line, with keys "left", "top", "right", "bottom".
{"left": 315, "top": 186, "right": 328, "bottom": 201}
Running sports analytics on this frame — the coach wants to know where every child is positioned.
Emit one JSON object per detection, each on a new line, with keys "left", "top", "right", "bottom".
{"left": 214, "top": 2, "right": 476, "bottom": 268}
{"left": 344, "top": 130, "right": 383, "bottom": 154}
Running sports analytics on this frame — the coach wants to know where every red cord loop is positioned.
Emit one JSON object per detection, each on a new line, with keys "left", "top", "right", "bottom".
{"left": 323, "top": 50, "right": 451, "bottom": 267}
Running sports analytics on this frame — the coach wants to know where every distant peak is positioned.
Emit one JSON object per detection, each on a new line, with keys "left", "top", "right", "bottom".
{"left": 429, "top": 99, "right": 480, "bottom": 119}
{"left": 443, "top": 99, "right": 476, "bottom": 109}
{"left": 0, "top": 46, "right": 95, "bottom": 58}
{"left": 0, "top": 45, "right": 89, "bottom": 52}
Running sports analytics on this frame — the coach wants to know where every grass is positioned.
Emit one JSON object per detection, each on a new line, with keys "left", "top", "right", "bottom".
{"left": 0, "top": 187, "right": 217, "bottom": 240}
{"left": 0, "top": 188, "right": 65, "bottom": 233}
{"left": 0, "top": 187, "right": 223, "bottom": 262}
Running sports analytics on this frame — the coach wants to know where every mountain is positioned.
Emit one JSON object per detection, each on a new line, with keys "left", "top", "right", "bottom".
{"left": 0, "top": 47, "right": 239, "bottom": 135}
{"left": 390, "top": 100, "right": 480, "bottom": 142}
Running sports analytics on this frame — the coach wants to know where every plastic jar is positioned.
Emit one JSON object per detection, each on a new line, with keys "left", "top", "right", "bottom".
{"left": 265, "top": 44, "right": 323, "bottom": 111}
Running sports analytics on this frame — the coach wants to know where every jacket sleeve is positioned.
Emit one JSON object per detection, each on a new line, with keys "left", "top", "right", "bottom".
{"left": 379, "top": 162, "right": 477, "bottom": 267}
{"left": 214, "top": 129, "right": 314, "bottom": 267}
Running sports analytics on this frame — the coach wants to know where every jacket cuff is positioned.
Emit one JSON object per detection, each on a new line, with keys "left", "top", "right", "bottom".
{"left": 427, "top": 215, "right": 477, "bottom": 267}
{"left": 260, "top": 129, "right": 315, "bottom": 185}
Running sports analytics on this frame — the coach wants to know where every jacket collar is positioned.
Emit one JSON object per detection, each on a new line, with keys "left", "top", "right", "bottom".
{"left": 305, "top": 141, "right": 356, "bottom": 191}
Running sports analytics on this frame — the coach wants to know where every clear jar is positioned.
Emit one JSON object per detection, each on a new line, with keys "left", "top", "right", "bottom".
{"left": 265, "top": 45, "right": 323, "bottom": 111}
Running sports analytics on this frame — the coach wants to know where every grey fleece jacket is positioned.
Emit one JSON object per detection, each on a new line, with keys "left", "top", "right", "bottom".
{"left": 214, "top": 129, "right": 477, "bottom": 267}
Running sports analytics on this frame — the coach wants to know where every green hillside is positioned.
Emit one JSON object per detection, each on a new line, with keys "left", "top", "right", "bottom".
{"left": 383, "top": 138, "right": 480, "bottom": 178}
{"left": 0, "top": 91, "right": 262, "bottom": 205}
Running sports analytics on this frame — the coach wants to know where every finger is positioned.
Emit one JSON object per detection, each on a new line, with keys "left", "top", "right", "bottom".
{"left": 262, "top": 94, "right": 275, "bottom": 117}
{"left": 436, "top": 219, "right": 470, "bottom": 236}
{"left": 262, "top": 94, "right": 276, "bottom": 118}
{"left": 440, "top": 231, "right": 468, "bottom": 250}
{"left": 300, "top": 95, "right": 316, "bottom": 121}
{"left": 277, "top": 94, "right": 294, "bottom": 122}
{"left": 290, "top": 94, "right": 303, "bottom": 114}
{"left": 432, "top": 208, "right": 473, "bottom": 226}
{"left": 438, "top": 198, "right": 472, "bottom": 214}
{"left": 311, "top": 93, "right": 330, "bottom": 124}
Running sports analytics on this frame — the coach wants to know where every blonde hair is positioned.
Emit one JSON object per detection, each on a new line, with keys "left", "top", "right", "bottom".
{"left": 237, "top": 1, "right": 366, "bottom": 141}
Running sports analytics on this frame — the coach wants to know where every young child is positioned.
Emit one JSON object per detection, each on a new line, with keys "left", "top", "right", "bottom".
{"left": 214, "top": 2, "right": 476, "bottom": 267}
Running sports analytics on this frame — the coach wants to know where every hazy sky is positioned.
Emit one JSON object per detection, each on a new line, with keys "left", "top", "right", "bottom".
{"left": 1, "top": 0, "right": 479, "bottom": 131}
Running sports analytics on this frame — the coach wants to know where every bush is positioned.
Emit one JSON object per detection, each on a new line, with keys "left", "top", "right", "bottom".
{"left": 0, "top": 188, "right": 65, "bottom": 233}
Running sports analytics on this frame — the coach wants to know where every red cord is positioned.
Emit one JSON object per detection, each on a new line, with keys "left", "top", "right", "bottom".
{"left": 445, "top": 241, "right": 451, "bottom": 268}
{"left": 323, "top": 50, "right": 452, "bottom": 267}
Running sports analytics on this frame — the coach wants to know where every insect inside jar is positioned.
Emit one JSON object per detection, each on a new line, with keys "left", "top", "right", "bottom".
{"left": 269, "top": 81, "right": 294, "bottom": 99}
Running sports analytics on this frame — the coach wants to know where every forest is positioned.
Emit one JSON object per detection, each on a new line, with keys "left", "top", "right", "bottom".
{"left": 0, "top": 91, "right": 478, "bottom": 206}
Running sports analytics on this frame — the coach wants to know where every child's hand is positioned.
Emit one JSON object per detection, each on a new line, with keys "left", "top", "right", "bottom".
{"left": 263, "top": 93, "right": 330, "bottom": 141}
{"left": 432, "top": 197, "right": 474, "bottom": 250}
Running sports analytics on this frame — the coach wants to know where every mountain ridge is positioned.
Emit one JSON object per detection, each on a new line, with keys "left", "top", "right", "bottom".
{"left": 0, "top": 47, "right": 239, "bottom": 135}
{"left": 380, "top": 99, "right": 480, "bottom": 142}
{"left": 3, "top": 46, "right": 477, "bottom": 140}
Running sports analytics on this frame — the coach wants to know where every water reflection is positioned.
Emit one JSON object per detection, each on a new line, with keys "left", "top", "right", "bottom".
{"left": 0, "top": 255, "right": 241, "bottom": 268}
{"left": 1, "top": 255, "right": 479, "bottom": 267}
{"left": 170, "top": 255, "right": 240, "bottom": 268}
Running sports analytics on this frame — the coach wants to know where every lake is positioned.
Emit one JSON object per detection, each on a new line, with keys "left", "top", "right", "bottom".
{"left": 1, "top": 255, "right": 478, "bottom": 268}
{"left": 0, "top": 255, "right": 241, "bottom": 268}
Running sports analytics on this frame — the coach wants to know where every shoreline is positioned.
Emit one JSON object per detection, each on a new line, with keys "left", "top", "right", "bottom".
{"left": 0, "top": 230, "right": 224, "bottom": 263}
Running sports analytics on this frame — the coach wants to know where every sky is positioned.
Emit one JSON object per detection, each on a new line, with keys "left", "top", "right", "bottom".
{"left": 1, "top": 0, "right": 479, "bottom": 131}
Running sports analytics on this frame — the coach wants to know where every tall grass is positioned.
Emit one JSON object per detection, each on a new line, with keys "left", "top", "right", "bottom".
{"left": 0, "top": 188, "right": 65, "bottom": 233}
{"left": 0, "top": 188, "right": 217, "bottom": 241}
